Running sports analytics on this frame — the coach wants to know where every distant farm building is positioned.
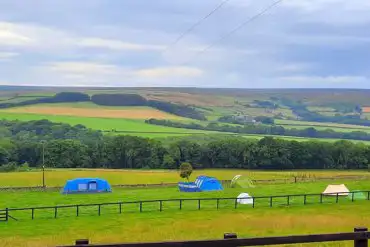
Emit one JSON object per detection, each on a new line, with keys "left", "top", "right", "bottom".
{"left": 62, "top": 178, "right": 112, "bottom": 194}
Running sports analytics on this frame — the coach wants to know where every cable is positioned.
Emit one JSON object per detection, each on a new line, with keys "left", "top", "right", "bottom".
{"left": 187, "top": 0, "right": 284, "bottom": 64}
{"left": 163, "top": 0, "right": 231, "bottom": 53}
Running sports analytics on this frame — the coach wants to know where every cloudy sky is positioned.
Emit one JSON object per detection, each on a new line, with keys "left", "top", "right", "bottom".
{"left": 0, "top": 0, "right": 370, "bottom": 88}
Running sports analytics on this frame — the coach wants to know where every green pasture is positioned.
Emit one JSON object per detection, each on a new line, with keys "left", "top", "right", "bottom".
{"left": 1, "top": 178, "right": 370, "bottom": 247}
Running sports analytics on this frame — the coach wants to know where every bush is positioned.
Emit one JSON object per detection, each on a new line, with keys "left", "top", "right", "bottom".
{"left": 0, "top": 162, "right": 18, "bottom": 172}
{"left": 179, "top": 162, "right": 193, "bottom": 181}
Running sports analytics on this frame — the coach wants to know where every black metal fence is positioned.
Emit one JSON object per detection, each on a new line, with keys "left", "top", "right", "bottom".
{"left": 2, "top": 191, "right": 369, "bottom": 222}
{"left": 59, "top": 227, "right": 370, "bottom": 247}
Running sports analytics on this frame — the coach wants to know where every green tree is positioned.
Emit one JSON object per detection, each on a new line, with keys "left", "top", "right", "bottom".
{"left": 179, "top": 162, "right": 193, "bottom": 181}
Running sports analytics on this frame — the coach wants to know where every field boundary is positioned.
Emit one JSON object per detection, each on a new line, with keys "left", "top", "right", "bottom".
{"left": 59, "top": 227, "right": 370, "bottom": 247}
{"left": 2, "top": 190, "right": 369, "bottom": 222}
{"left": 0, "top": 176, "right": 369, "bottom": 191}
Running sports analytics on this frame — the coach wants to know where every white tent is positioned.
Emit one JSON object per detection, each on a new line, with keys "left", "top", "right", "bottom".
{"left": 237, "top": 193, "right": 254, "bottom": 204}
{"left": 322, "top": 184, "right": 349, "bottom": 196}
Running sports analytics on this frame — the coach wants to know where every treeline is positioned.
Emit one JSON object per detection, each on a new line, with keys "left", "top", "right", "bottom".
{"left": 280, "top": 98, "right": 370, "bottom": 126}
{"left": 146, "top": 119, "right": 370, "bottom": 142}
{"left": 0, "top": 92, "right": 90, "bottom": 109}
{"left": 91, "top": 94, "right": 206, "bottom": 120}
{"left": 0, "top": 120, "right": 369, "bottom": 170}
{"left": 219, "top": 115, "right": 274, "bottom": 125}
{"left": 0, "top": 92, "right": 206, "bottom": 120}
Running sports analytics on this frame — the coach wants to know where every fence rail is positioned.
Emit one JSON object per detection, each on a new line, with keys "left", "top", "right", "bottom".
{"left": 0, "top": 175, "right": 369, "bottom": 192}
{"left": 2, "top": 191, "right": 370, "bottom": 222}
{"left": 59, "top": 227, "right": 370, "bottom": 247}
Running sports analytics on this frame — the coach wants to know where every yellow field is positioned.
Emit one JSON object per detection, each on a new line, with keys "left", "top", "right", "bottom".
{"left": 0, "top": 169, "right": 368, "bottom": 187}
{"left": 0, "top": 105, "right": 181, "bottom": 120}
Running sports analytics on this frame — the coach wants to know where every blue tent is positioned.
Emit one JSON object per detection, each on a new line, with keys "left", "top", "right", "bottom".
{"left": 62, "top": 178, "right": 112, "bottom": 194}
{"left": 178, "top": 176, "right": 223, "bottom": 192}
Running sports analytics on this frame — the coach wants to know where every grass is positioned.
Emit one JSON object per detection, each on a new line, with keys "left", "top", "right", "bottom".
{"left": 1, "top": 104, "right": 182, "bottom": 120}
{"left": 1, "top": 169, "right": 369, "bottom": 187}
{"left": 0, "top": 112, "right": 204, "bottom": 134}
{"left": 1, "top": 175, "right": 370, "bottom": 246}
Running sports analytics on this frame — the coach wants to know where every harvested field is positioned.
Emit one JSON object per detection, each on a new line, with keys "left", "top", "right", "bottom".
{"left": 1, "top": 106, "right": 181, "bottom": 120}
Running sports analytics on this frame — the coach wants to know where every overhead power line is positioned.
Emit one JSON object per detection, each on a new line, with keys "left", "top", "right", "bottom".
{"left": 187, "top": 0, "right": 285, "bottom": 64}
{"left": 163, "top": 0, "right": 231, "bottom": 53}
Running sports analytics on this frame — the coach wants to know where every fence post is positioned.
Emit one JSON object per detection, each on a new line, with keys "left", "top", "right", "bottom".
{"left": 320, "top": 194, "right": 323, "bottom": 204}
{"left": 31, "top": 208, "right": 34, "bottom": 220}
{"left": 234, "top": 198, "right": 238, "bottom": 209}
{"left": 119, "top": 203, "right": 122, "bottom": 214}
{"left": 140, "top": 202, "right": 142, "bottom": 213}
{"left": 336, "top": 193, "right": 339, "bottom": 203}
{"left": 98, "top": 205, "right": 101, "bottom": 216}
{"left": 198, "top": 199, "right": 201, "bottom": 210}
{"left": 304, "top": 195, "right": 307, "bottom": 205}
{"left": 75, "top": 239, "right": 89, "bottom": 245}
{"left": 354, "top": 227, "right": 368, "bottom": 247}
{"left": 179, "top": 200, "right": 182, "bottom": 210}
{"left": 270, "top": 197, "right": 273, "bottom": 207}
{"left": 217, "top": 199, "right": 219, "bottom": 210}
{"left": 252, "top": 198, "right": 255, "bottom": 208}
{"left": 224, "top": 233, "right": 237, "bottom": 239}
{"left": 287, "top": 196, "right": 290, "bottom": 206}
{"left": 5, "top": 208, "right": 8, "bottom": 222}
{"left": 76, "top": 205, "right": 79, "bottom": 217}
{"left": 159, "top": 200, "right": 162, "bottom": 212}
{"left": 54, "top": 207, "right": 57, "bottom": 218}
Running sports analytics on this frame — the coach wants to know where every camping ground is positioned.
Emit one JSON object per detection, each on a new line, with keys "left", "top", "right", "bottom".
{"left": 0, "top": 169, "right": 370, "bottom": 247}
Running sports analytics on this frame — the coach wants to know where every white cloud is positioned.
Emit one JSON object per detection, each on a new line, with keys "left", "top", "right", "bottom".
{"left": 0, "top": 22, "right": 34, "bottom": 46}
{"left": 46, "top": 61, "right": 121, "bottom": 75}
{"left": 278, "top": 75, "right": 369, "bottom": 85}
{"left": 136, "top": 66, "right": 203, "bottom": 78}
{"left": 0, "top": 52, "right": 19, "bottom": 59}
{"left": 78, "top": 38, "right": 164, "bottom": 51}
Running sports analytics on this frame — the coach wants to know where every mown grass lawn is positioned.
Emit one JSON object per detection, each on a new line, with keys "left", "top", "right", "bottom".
{"left": 1, "top": 179, "right": 370, "bottom": 247}
{"left": 0, "top": 169, "right": 368, "bottom": 187}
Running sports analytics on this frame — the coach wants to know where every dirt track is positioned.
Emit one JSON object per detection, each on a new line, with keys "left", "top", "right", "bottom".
{"left": 3, "top": 106, "right": 181, "bottom": 120}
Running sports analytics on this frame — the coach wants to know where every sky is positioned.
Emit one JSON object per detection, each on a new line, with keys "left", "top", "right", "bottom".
{"left": 0, "top": 0, "right": 370, "bottom": 88}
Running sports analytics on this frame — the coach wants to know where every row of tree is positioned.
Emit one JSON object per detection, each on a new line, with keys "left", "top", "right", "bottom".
{"left": 280, "top": 98, "right": 370, "bottom": 126}
{"left": 1, "top": 119, "right": 370, "bottom": 171}
{"left": 146, "top": 119, "right": 370, "bottom": 142}
{"left": 0, "top": 92, "right": 206, "bottom": 120}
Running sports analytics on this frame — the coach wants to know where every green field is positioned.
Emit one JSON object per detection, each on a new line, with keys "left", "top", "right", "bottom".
{"left": 0, "top": 169, "right": 370, "bottom": 247}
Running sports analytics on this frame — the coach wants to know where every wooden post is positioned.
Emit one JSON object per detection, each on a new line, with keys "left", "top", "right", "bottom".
{"left": 5, "top": 208, "right": 8, "bottom": 222}
{"left": 76, "top": 205, "right": 79, "bottom": 217}
{"left": 179, "top": 200, "right": 182, "bottom": 210}
{"left": 287, "top": 196, "right": 290, "bottom": 206}
{"left": 119, "top": 203, "right": 122, "bottom": 214}
{"left": 252, "top": 198, "right": 255, "bottom": 208}
{"left": 354, "top": 227, "right": 368, "bottom": 247}
{"left": 75, "top": 239, "right": 89, "bottom": 245}
{"left": 140, "top": 202, "right": 142, "bottom": 213}
{"left": 54, "top": 207, "right": 57, "bottom": 218}
{"left": 336, "top": 193, "right": 339, "bottom": 203}
{"left": 320, "top": 193, "right": 323, "bottom": 204}
{"left": 304, "top": 195, "right": 307, "bottom": 205}
{"left": 31, "top": 208, "right": 34, "bottom": 220}
{"left": 270, "top": 197, "right": 273, "bottom": 207}
{"left": 159, "top": 200, "right": 162, "bottom": 212}
{"left": 216, "top": 199, "right": 219, "bottom": 210}
{"left": 235, "top": 198, "right": 238, "bottom": 209}
{"left": 98, "top": 205, "right": 101, "bottom": 216}
{"left": 198, "top": 199, "right": 201, "bottom": 210}
{"left": 224, "top": 233, "right": 237, "bottom": 239}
